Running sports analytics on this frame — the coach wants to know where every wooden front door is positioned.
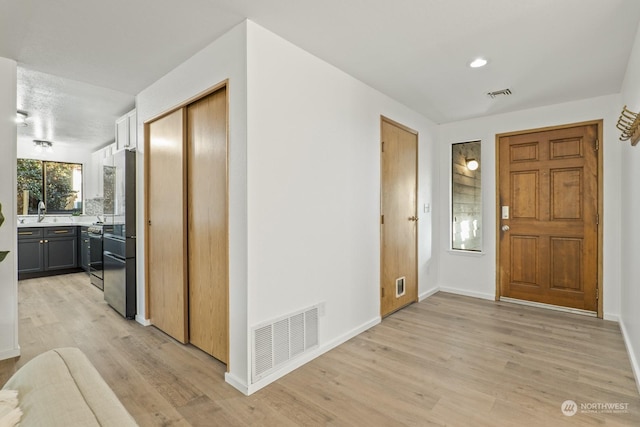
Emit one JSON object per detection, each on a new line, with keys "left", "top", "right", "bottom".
{"left": 380, "top": 117, "right": 418, "bottom": 317}
{"left": 147, "top": 108, "right": 188, "bottom": 343}
{"left": 497, "top": 122, "right": 600, "bottom": 313}
{"left": 187, "top": 87, "right": 228, "bottom": 363}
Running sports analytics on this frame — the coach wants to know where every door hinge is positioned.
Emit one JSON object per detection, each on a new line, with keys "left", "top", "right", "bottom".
{"left": 596, "top": 286, "right": 599, "bottom": 300}
{"left": 381, "top": 214, "right": 384, "bottom": 225}
{"left": 381, "top": 287, "right": 385, "bottom": 298}
{"left": 594, "top": 139, "right": 599, "bottom": 151}
{"left": 381, "top": 141, "right": 385, "bottom": 152}
{"left": 596, "top": 214, "right": 599, "bottom": 225}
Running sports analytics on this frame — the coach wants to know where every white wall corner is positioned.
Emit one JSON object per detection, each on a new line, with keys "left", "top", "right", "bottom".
{"left": 225, "top": 372, "right": 250, "bottom": 396}
{"left": 0, "top": 57, "right": 18, "bottom": 361}
{"left": 619, "top": 318, "right": 640, "bottom": 395}
{"left": 0, "top": 347, "right": 20, "bottom": 361}
{"left": 135, "top": 315, "right": 151, "bottom": 326}
{"left": 419, "top": 286, "right": 439, "bottom": 301}
{"left": 603, "top": 313, "right": 620, "bottom": 322}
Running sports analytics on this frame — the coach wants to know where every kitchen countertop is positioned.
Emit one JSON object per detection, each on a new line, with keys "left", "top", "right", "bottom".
{"left": 17, "top": 219, "right": 97, "bottom": 228}
{"left": 18, "top": 222, "right": 94, "bottom": 228}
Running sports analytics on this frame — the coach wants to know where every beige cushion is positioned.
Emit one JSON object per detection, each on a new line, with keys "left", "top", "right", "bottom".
{"left": 2, "top": 348, "right": 137, "bottom": 426}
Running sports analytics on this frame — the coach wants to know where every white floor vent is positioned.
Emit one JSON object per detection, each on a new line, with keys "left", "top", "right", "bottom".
{"left": 252, "top": 305, "right": 319, "bottom": 383}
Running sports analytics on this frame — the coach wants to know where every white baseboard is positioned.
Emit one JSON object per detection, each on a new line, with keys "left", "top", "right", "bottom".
{"left": 239, "top": 316, "right": 381, "bottom": 396}
{"left": 438, "top": 286, "right": 495, "bottom": 301}
{"left": 0, "top": 347, "right": 20, "bottom": 361}
{"left": 224, "top": 372, "right": 249, "bottom": 396}
{"left": 135, "top": 315, "right": 151, "bottom": 326}
{"left": 619, "top": 317, "right": 640, "bottom": 395}
{"left": 604, "top": 313, "right": 620, "bottom": 322}
{"left": 419, "top": 286, "right": 439, "bottom": 301}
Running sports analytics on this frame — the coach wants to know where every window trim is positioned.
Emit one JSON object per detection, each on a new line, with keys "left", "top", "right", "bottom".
{"left": 450, "top": 140, "right": 482, "bottom": 252}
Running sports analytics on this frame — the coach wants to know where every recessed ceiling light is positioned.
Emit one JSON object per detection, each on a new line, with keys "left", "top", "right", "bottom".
{"left": 470, "top": 58, "right": 488, "bottom": 68}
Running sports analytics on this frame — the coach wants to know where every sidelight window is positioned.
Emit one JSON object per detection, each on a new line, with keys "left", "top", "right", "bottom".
{"left": 451, "top": 141, "right": 482, "bottom": 252}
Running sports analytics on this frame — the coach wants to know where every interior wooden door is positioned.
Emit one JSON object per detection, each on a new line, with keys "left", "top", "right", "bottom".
{"left": 187, "top": 87, "right": 228, "bottom": 363}
{"left": 380, "top": 117, "right": 418, "bottom": 317}
{"left": 147, "top": 108, "right": 188, "bottom": 343}
{"left": 498, "top": 123, "right": 599, "bottom": 312}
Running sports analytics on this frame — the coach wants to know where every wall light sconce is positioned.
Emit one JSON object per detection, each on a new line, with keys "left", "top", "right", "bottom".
{"left": 16, "top": 111, "right": 28, "bottom": 126}
{"left": 466, "top": 158, "right": 479, "bottom": 171}
{"left": 33, "top": 139, "right": 53, "bottom": 153}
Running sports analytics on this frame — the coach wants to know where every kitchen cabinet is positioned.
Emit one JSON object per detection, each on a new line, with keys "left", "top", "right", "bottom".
{"left": 115, "top": 109, "right": 137, "bottom": 151}
{"left": 86, "top": 144, "right": 115, "bottom": 198}
{"left": 18, "top": 227, "right": 80, "bottom": 279}
{"left": 17, "top": 228, "right": 44, "bottom": 274}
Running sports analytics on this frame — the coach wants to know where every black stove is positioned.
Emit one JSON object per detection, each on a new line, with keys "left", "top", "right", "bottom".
{"left": 88, "top": 224, "right": 104, "bottom": 290}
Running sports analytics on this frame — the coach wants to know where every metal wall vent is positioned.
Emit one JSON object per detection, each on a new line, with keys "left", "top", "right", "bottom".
{"left": 487, "top": 88, "right": 512, "bottom": 98}
{"left": 252, "top": 305, "right": 319, "bottom": 383}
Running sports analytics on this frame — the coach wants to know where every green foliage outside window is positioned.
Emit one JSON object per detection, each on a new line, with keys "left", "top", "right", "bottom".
{"left": 17, "top": 159, "right": 82, "bottom": 215}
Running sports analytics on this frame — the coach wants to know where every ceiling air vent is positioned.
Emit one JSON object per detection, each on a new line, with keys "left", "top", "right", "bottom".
{"left": 487, "top": 88, "right": 512, "bottom": 99}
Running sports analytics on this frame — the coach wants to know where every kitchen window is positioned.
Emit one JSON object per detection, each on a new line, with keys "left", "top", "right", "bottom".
{"left": 17, "top": 159, "right": 83, "bottom": 215}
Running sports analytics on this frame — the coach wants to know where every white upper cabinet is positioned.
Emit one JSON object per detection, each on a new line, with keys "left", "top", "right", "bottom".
{"left": 115, "top": 109, "right": 137, "bottom": 151}
{"left": 86, "top": 144, "right": 114, "bottom": 198}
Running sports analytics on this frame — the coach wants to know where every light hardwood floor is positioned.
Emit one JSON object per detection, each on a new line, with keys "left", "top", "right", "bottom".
{"left": 1, "top": 273, "right": 639, "bottom": 426}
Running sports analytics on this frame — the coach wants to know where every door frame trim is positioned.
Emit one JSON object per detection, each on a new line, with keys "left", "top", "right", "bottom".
{"left": 380, "top": 115, "right": 419, "bottom": 317}
{"left": 494, "top": 119, "right": 603, "bottom": 318}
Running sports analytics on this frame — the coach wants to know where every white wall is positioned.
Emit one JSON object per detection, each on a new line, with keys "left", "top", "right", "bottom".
{"left": 137, "top": 20, "right": 439, "bottom": 394}
{"left": 0, "top": 57, "right": 19, "bottom": 360}
{"left": 619, "top": 24, "right": 640, "bottom": 391}
{"left": 17, "top": 143, "right": 91, "bottom": 165}
{"left": 245, "top": 22, "right": 438, "bottom": 393}
{"left": 135, "top": 21, "right": 249, "bottom": 388}
{"left": 438, "top": 94, "right": 622, "bottom": 319}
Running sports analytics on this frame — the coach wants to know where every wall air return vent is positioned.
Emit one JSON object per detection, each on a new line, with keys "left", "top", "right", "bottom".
{"left": 487, "top": 88, "right": 512, "bottom": 99}
{"left": 251, "top": 304, "right": 320, "bottom": 383}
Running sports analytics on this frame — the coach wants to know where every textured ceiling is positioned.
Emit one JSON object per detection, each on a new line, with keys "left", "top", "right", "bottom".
{"left": 3, "top": 0, "right": 640, "bottom": 152}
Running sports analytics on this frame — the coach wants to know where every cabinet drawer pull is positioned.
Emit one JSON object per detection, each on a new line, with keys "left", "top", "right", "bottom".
{"left": 53, "top": 230, "right": 69, "bottom": 234}
{"left": 18, "top": 232, "right": 33, "bottom": 235}
{"left": 39, "top": 240, "right": 43, "bottom": 244}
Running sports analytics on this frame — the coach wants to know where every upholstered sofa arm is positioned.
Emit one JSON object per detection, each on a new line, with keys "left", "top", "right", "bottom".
{"left": 2, "top": 347, "right": 137, "bottom": 426}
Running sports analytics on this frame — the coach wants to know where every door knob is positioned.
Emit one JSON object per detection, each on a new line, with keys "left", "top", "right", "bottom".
{"left": 501, "top": 225, "right": 510, "bottom": 231}
{"left": 408, "top": 216, "right": 419, "bottom": 222}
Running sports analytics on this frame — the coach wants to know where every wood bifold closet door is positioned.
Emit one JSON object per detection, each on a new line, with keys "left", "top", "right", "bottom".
{"left": 147, "top": 86, "right": 228, "bottom": 363}
{"left": 498, "top": 123, "right": 599, "bottom": 312}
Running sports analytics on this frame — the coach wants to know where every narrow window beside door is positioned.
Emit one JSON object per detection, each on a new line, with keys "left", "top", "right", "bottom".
{"left": 451, "top": 141, "right": 482, "bottom": 251}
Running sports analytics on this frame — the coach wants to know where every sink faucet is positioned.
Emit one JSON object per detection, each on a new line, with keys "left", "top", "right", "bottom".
{"left": 37, "top": 201, "right": 46, "bottom": 222}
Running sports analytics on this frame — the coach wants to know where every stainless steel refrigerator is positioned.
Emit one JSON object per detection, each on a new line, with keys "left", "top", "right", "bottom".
{"left": 103, "top": 149, "right": 136, "bottom": 319}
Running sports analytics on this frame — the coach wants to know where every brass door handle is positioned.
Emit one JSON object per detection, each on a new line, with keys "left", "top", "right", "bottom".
{"left": 408, "top": 216, "right": 419, "bottom": 222}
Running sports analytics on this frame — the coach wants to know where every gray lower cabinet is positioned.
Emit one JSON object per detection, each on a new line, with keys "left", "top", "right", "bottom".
{"left": 18, "top": 226, "right": 80, "bottom": 279}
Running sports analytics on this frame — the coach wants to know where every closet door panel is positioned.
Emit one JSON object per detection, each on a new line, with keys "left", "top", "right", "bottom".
{"left": 147, "top": 108, "right": 188, "bottom": 343}
{"left": 187, "top": 87, "right": 229, "bottom": 363}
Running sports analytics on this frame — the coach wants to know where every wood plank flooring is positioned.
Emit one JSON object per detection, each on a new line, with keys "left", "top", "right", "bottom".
{"left": 1, "top": 273, "right": 639, "bottom": 426}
